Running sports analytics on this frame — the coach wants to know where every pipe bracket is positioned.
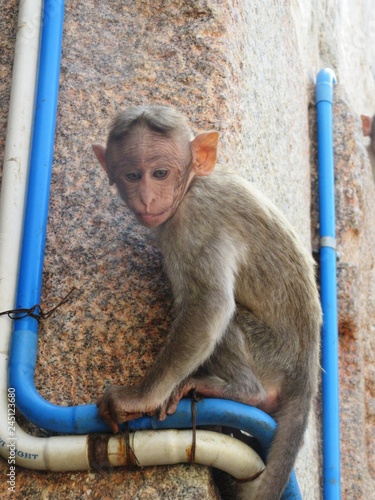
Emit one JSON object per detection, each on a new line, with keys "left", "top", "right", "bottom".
{"left": 320, "top": 236, "right": 336, "bottom": 251}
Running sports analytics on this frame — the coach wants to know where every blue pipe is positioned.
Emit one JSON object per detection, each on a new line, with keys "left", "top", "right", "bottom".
{"left": 316, "top": 68, "right": 341, "bottom": 500}
{"left": 8, "top": 0, "right": 301, "bottom": 497}
{"left": 11, "top": 0, "right": 64, "bottom": 326}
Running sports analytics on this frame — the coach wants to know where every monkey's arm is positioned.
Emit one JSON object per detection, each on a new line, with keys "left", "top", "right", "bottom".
{"left": 98, "top": 237, "right": 238, "bottom": 431}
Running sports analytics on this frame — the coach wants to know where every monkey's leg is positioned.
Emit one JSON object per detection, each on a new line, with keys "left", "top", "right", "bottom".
{"left": 158, "top": 373, "right": 265, "bottom": 420}
{"left": 159, "top": 313, "right": 270, "bottom": 419}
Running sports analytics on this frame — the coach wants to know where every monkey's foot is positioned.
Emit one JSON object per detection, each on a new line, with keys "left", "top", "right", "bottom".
{"left": 158, "top": 378, "right": 229, "bottom": 420}
{"left": 158, "top": 377, "right": 280, "bottom": 420}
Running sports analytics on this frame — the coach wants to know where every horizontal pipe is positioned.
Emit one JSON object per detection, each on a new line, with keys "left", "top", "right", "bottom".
{"left": 1, "top": 346, "right": 299, "bottom": 497}
{"left": 10, "top": 326, "right": 277, "bottom": 439}
{"left": 107, "top": 429, "right": 265, "bottom": 480}
{"left": 6, "top": 311, "right": 300, "bottom": 495}
{"left": 6, "top": 328, "right": 300, "bottom": 496}
{"left": 1, "top": 365, "right": 264, "bottom": 482}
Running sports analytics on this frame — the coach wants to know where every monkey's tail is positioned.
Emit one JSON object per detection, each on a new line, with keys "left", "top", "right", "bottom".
{"left": 252, "top": 386, "right": 312, "bottom": 500}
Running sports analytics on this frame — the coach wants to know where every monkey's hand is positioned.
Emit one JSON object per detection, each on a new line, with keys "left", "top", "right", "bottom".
{"left": 97, "top": 385, "right": 158, "bottom": 433}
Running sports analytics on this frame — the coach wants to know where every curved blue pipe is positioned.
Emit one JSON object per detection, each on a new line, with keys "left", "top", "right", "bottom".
{"left": 8, "top": 0, "right": 301, "bottom": 497}
{"left": 9, "top": 324, "right": 299, "bottom": 497}
{"left": 9, "top": 332, "right": 300, "bottom": 500}
{"left": 316, "top": 68, "right": 341, "bottom": 500}
{"left": 9, "top": 329, "right": 300, "bottom": 499}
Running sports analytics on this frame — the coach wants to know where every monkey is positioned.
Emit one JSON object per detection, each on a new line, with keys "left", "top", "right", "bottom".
{"left": 360, "top": 114, "right": 375, "bottom": 178}
{"left": 92, "top": 105, "right": 322, "bottom": 500}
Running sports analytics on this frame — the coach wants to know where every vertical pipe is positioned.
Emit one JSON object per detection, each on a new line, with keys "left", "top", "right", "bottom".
{"left": 8, "top": 0, "right": 65, "bottom": 430}
{"left": 316, "top": 68, "right": 341, "bottom": 500}
{"left": 0, "top": 0, "right": 42, "bottom": 356}
{"left": 12, "top": 0, "right": 64, "bottom": 330}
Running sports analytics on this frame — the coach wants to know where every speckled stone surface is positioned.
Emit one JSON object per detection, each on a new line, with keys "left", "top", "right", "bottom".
{"left": 331, "top": 88, "right": 375, "bottom": 499}
{"left": 1, "top": 0, "right": 322, "bottom": 498}
{"left": 7, "top": 0, "right": 375, "bottom": 498}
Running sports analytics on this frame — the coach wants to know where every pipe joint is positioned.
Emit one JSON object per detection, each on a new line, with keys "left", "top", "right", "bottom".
{"left": 315, "top": 68, "right": 337, "bottom": 104}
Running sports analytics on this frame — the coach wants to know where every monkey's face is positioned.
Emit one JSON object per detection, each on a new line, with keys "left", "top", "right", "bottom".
{"left": 108, "top": 128, "right": 194, "bottom": 228}
{"left": 93, "top": 124, "right": 219, "bottom": 228}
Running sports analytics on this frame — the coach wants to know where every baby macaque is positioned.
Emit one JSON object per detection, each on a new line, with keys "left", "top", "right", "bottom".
{"left": 93, "top": 105, "right": 321, "bottom": 499}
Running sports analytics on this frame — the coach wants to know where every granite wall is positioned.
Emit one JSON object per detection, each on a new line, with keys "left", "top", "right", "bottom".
{"left": 1, "top": 0, "right": 375, "bottom": 498}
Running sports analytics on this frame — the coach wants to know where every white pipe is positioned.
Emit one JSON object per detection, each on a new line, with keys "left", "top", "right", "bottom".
{"left": 0, "top": 2, "right": 265, "bottom": 485}
{"left": 0, "top": 0, "right": 46, "bottom": 472}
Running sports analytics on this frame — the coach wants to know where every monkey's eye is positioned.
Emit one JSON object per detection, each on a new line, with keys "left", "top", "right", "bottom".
{"left": 153, "top": 169, "right": 169, "bottom": 180}
{"left": 124, "top": 172, "right": 142, "bottom": 182}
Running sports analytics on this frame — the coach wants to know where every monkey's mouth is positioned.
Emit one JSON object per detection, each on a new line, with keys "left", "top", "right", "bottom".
{"left": 136, "top": 209, "right": 171, "bottom": 225}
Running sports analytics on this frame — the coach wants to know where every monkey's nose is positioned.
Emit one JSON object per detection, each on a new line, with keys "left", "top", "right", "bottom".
{"left": 139, "top": 182, "right": 156, "bottom": 211}
{"left": 140, "top": 199, "right": 155, "bottom": 213}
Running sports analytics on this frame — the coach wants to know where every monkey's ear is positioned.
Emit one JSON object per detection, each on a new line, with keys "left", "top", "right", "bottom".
{"left": 92, "top": 144, "right": 115, "bottom": 185}
{"left": 360, "top": 115, "right": 372, "bottom": 137}
{"left": 191, "top": 131, "right": 219, "bottom": 176}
